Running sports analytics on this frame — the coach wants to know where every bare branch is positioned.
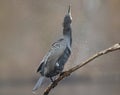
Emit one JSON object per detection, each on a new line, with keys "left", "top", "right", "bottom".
{"left": 43, "top": 43, "right": 120, "bottom": 95}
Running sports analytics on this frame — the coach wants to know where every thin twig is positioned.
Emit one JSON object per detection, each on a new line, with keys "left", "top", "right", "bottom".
{"left": 43, "top": 43, "right": 120, "bottom": 95}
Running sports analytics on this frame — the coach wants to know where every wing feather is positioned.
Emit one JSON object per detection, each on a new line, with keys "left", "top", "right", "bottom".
{"left": 37, "top": 38, "right": 67, "bottom": 73}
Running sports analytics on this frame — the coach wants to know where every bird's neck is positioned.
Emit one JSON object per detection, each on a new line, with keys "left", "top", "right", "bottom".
{"left": 63, "top": 25, "right": 72, "bottom": 47}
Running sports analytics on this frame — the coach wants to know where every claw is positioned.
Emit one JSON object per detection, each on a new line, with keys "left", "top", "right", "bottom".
{"left": 50, "top": 77, "right": 54, "bottom": 82}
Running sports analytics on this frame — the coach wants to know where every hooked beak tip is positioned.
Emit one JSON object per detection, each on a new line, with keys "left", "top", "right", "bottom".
{"left": 68, "top": 5, "right": 71, "bottom": 14}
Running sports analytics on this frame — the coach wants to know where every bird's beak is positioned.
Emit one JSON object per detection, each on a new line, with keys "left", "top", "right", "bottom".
{"left": 68, "top": 5, "right": 71, "bottom": 14}
{"left": 67, "top": 5, "right": 72, "bottom": 20}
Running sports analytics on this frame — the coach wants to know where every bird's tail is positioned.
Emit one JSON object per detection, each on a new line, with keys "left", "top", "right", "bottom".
{"left": 32, "top": 76, "right": 45, "bottom": 94}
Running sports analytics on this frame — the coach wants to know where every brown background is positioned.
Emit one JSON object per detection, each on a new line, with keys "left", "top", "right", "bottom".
{"left": 0, "top": 0, "right": 120, "bottom": 95}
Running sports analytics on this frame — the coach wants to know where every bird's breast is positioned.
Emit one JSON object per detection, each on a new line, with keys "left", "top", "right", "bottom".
{"left": 57, "top": 46, "right": 71, "bottom": 67}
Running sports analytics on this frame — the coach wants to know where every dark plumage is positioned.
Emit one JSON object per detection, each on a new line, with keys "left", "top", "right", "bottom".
{"left": 32, "top": 5, "right": 72, "bottom": 92}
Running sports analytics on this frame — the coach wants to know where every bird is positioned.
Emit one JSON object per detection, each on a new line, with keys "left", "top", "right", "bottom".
{"left": 32, "top": 5, "right": 72, "bottom": 92}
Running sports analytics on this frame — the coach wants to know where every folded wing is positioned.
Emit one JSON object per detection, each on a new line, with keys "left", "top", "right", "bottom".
{"left": 37, "top": 38, "right": 67, "bottom": 76}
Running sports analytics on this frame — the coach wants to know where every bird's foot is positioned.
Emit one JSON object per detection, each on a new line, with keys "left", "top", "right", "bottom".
{"left": 60, "top": 71, "right": 66, "bottom": 76}
{"left": 50, "top": 77, "right": 54, "bottom": 82}
{"left": 60, "top": 71, "right": 70, "bottom": 76}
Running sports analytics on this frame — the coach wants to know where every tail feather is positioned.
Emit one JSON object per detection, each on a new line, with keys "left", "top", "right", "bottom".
{"left": 32, "top": 76, "right": 45, "bottom": 93}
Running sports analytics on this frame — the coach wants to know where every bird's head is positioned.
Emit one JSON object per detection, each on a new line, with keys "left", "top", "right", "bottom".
{"left": 63, "top": 5, "right": 72, "bottom": 27}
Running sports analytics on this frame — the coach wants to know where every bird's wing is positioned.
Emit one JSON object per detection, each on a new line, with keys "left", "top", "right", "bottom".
{"left": 37, "top": 61, "right": 44, "bottom": 72}
{"left": 37, "top": 38, "right": 67, "bottom": 72}
{"left": 47, "top": 38, "right": 67, "bottom": 63}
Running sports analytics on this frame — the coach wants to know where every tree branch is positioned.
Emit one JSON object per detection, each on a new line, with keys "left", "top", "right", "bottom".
{"left": 43, "top": 43, "right": 120, "bottom": 95}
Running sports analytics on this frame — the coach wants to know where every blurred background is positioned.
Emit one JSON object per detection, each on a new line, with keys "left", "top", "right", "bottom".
{"left": 0, "top": 0, "right": 120, "bottom": 95}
